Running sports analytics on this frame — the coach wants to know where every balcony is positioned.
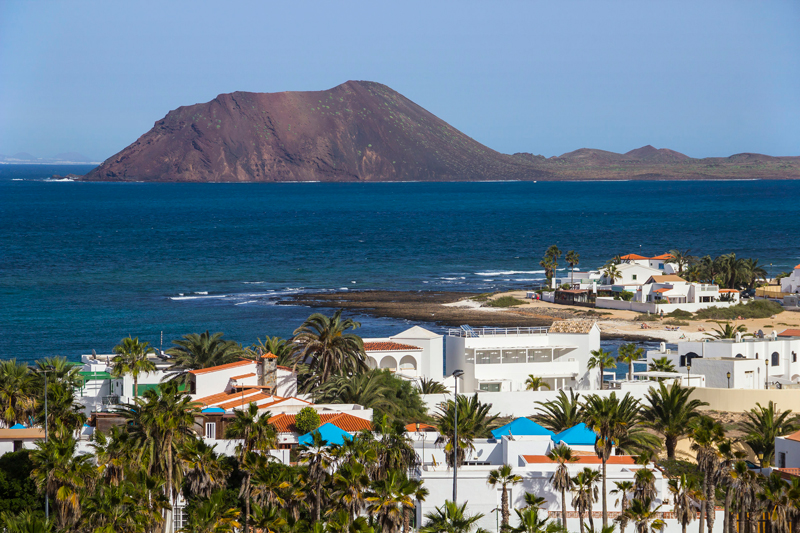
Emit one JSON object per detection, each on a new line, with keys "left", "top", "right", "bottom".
{"left": 447, "top": 326, "right": 549, "bottom": 337}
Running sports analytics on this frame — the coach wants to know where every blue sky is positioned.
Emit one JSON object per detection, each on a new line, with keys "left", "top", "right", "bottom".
{"left": 0, "top": 1, "right": 798, "bottom": 160}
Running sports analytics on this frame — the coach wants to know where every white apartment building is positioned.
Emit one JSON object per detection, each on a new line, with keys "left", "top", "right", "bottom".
{"left": 646, "top": 330, "right": 800, "bottom": 389}
{"left": 781, "top": 265, "right": 800, "bottom": 294}
{"left": 444, "top": 320, "right": 600, "bottom": 392}
{"left": 363, "top": 325, "right": 444, "bottom": 380}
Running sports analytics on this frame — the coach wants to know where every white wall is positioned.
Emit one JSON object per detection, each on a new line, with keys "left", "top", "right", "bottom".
{"left": 596, "top": 298, "right": 734, "bottom": 314}
{"left": 775, "top": 437, "right": 800, "bottom": 468}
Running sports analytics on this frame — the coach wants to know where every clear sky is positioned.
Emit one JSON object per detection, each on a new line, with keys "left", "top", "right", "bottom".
{"left": 1, "top": 1, "right": 798, "bottom": 160}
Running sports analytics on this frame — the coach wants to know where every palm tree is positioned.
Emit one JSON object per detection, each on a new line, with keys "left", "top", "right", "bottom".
{"left": 81, "top": 478, "right": 161, "bottom": 533}
{"left": 619, "top": 498, "right": 664, "bottom": 533}
{"left": 743, "top": 258, "right": 768, "bottom": 291}
{"left": 640, "top": 382, "right": 707, "bottom": 459}
{"left": 541, "top": 245, "right": 563, "bottom": 284}
{"left": 535, "top": 390, "right": 583, "bottom": 433}
{"left": 179, "top": 489, "right": 241, "bottom": 532}
{"left": 34, "top": 356, "right": 84, "bottom": 390}
{"left": 548, "top": 444, "right": 577, "bottom": 531}
{"left": 525, "top": 375, "right": 551, "bottom": 391}
{"left": 587, "top": 349, "right": 616, "bottom": 390}
{"left": 647, "top": 357, "right": 676, "bottom": 375}
{"left": 179, "top": 439, "right": 230, "bottom": 499}
{"left": 706, "top": 322, "right": 750, "bottom": 340}
{"left": 759, "top": 472, "right": 791, "bottom": 533}
{"left": 740, "top": 401, "right": 798, "bottom": 467}
{"left": 111, "top": 336, "right": 157, "bottom": 398}
{"left": 252, "top": 335, "right": 296, "bottom": 366}
{"left": 365, "top": 470, "right": 416, "bottom": 533}
{"left": 487, "top": 464, "right": 522, "bottom": 529}
{"left": 667, "top": 250, "right": 696, "bottom": 275}
{"left": 435, "top": 393, "right": 498, "bottom": 467}
{"left": 602, "top": 264, "right": 621, "bottom": 285}
{"left": 298, "top": 430, "right": 335, "bottom": 522}
{"left": 0, "top": 509, "right": 55, "bottom": 533}
{"left": 329, "top": 460, "right": 370, "bottom": 524}
{"left": 250, "top": 461, "right": 291, "bottom": 508}
{"left": 633, "top": 467, "right": 656, "bottom": 502}
{"left": 312, "top": 371, "right": 397, "bottom": 415}
{"left": 616, "top": 344, "right": 643, "bottom": 382}
{"left": 668, "top": 474, "right": 701, "bottom": 533}
{"left": 400, "top": 476, "right": 428, "bottom": 533}
{"left": 611, "top": 481, "right": 634, "bottom": 533}
{"left": 224, "top": 404, "right": 277, "bottom": 532}
{"left": 0, "top": 359, "right": 35, "bottom": 427}
{"left": 729, "top": 460, "right": 761, "bottom": 533}
{"left": 509, "top": 507, "right": 564, "bottom": 533}
{"left": 292, "top": 310, "right": 368, "bottom": 387}
{"left": 582, "top": 392, "right": 649, "bottom": 528}
{"left": 690, "top": 416, "right": 724, "bottom": 533}
{"left": 420, "top": 501, "right": 485, "bottom": 533}
{"left": 572, "top": 467, "right": 601, "bottom": 533}
{"left": 418, "top": 377, "right": 449, "bottom": 394}
{"left": 166, "top": 331, "right": 245, "bottom": 384}
{"left": 566, "top": 250, "right": 580, "bottom": 285}
{"left": 249, "top": 502, "right": 286, "bottom": 533}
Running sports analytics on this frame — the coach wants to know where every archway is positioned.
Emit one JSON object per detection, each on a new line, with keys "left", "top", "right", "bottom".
{"left": 379, "top": 356, "right": 397, "bottom": 372}
{"left": 399, "top": 355, "right": 418, "bottom": 374}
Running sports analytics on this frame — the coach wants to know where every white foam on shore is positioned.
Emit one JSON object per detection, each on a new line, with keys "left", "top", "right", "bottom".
{"left": 476, "top": 270, "right": 545, "bottom": 276}
{"left": 170, "top": 295, "right": 228, "bottom": 301}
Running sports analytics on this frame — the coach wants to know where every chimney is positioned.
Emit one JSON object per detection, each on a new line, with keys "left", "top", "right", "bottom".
{"left": 260, "top": 352, "right": 277, "bottom": 393}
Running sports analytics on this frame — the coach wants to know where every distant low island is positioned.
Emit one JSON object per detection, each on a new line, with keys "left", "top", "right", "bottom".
{"left": 80, "top": 80, "right": 800, "bottom": 182}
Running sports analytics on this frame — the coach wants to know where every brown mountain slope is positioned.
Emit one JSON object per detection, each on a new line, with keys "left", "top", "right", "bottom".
{"left": 83, "top": 81, "right": 549, "bottom": 182}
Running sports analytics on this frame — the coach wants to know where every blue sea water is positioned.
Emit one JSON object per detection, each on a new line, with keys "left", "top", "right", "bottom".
{"left": 1, "top": 164, "right": 799, "bottom": 368}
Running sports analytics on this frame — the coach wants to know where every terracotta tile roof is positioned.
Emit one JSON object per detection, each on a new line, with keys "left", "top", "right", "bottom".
{"left": 654, "top": 288, "right": 671, "bottom": 293}
{"left": 645, "top": 275, "right": 686, "bottom": 284}
{"left": 795, "top": 264, "right": 800, "bottom": 270}
{"left": 260, "top": 352, "right": 277, "bottom": 359}
{"left": 522, "top": 455, "right": 636, "bottom": 465}
{"left": 364, "top": 342, "right": 421, "bottom": 351}
{"left": 650, "top": 253, "right": 673, "bottom": 260}
{"left": 194, "top": 388, "right": 263, "bottom": 407}
{"left": 269, "top": 412, "right": 372, "bottom": 434}
{"left": 188, "top": 360, "right": 255, "bottom": 375}
{"left": 776, "top": 468, "right": 800, "bottom": 480}
{"left": 230, "top": 373, "right": 256, "bottom": 380}
{"left": 548, "top": 320, "right": 596, "bottom": 334}
{"left": 405, "top": 423, "right": 437, "bottom": 432}
{"left": 785, "top": 429, "right": 800, "bottom": 442}
{"left": 620, "top": 254, "right": 648, "bottom": 260}
{"left": 779, "top": 329, "right": 800, "bottom": 338}
{"left": 719, "top": 289, "right": 740, "bottom": 293}
{"left": 217, "top": 393, "right": 274, "bottom": 410}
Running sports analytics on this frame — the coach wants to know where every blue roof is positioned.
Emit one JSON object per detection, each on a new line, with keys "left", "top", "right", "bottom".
{"left": 491, "top": 418, "right": 555, "bottom": 439}
{"left": 201, "top": 407, "right": 226, "bottom": 414}
{"left": 553, "top": 423, "right": 598, "bottom": 445}
{"left": 10, "top": 423, "right": 26, "bottom": 429}
{"left": 298, "top": 423, "right": 354, "bottom": 447}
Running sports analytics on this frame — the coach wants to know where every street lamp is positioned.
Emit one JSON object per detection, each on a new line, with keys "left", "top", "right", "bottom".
{"left": 687, "top": 363, "right": 691, "bottom": 386}
{"left": 765, "top": 358, "right": 769, "bottom": 389}
{"left": 491, "top": 507, "right": 501, "bottom": 532}
{"left": 451, "top": 368, "right": 464, "bottom": 503}
{"left": 727, "top": 371, "right": 731, "bottom": 389}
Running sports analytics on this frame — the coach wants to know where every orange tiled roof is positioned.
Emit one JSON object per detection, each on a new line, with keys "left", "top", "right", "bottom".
{"left": 405, "top": 423, "right": 437, "bottom": 432}
{"left": 522, "top": 455, "right": 636, "bottom": 465}
{"left": 650, "top": 253, "right": 673, "bottom": 260}
{"left": 364, "top": 342, "right": 421, "bottom": 351}
{"left": 719, "top": 289, "right": 739, "bottom": 292}
{"left": 654, "top": 288, "right": 671, "bottom": 293}
{"left": 779, "top": 329, "right": 800, "bottom": 338}
{"left": 269, "top": 412, "right": 372, "bottom": 434}
{"left": 785, "top": 430, "right": 800, "bottom": 442}
{"left": 195, "top": 388, "right": 262, "bottom": 407}
{"left": 620, "top": 254, "right": 648, "bottom": 260}
{"left": 189, "top": 360, "right": 255, "bottom": 375}
{"left": 217, "top": 393, "right": 278, "bottom": 411}
{"left": 795, "top": 264, "right": 800, "bottom": 269}
{"left": 276, "top": 365, "right": 294, "bottom": 372}
{"left": 261, "top": 352, "right": 277, "bottom": 359}
{"left": 230, "top": 373, "right": 256, "bottom": 380}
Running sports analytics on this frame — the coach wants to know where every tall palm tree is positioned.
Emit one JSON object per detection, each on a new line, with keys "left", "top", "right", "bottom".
{"left": 0, "top": 359, "right": 35, "bottom": 427}
{"left": 420, "top": 501, "right": 485, "bottom": 533}
{"left": 487, "top": 464, "right": 522, "bottom": 529}
{"left": 179, "top": 439, "right": 230, "bottom": 499}
{"left": 179, "top": 489, "right": 241, "bottom": 533}
{"left": 602, "top": 264, "right": 621, "bottom": 285}
{"left": 640, "top": 382, "right": 708, "bottom": 459}
{"left": 616, "top": 344, "right": 643, "bottom": 382}
{"left": 166, "top": 331, "right": 245, "bottom": 384}
{"left": 298, "top": 430, "right": 335, "bottom": 522}
{"left": 535, "top": 390, "right": 583, "bottom": 433}
{"left": 112, "top": 336, "right": 157, "bottom": 398}
{"left": 582, "top": 392, "right": 650, "bottom": 528}
{"left": 571, "top": 467, "right": 601, "bottom": 533}
{"left": 224, "top": 404, "right": 277, "bottom": 532}
{"left": 509, "top": 507, "right": 564, "bottom": 533}
{"left": 417, "top": 377, "right": 449, "bottom": 394}
{"left": 619, "top": 498, "right": 664, "bottom": 533}
{"left": 743, "top": 258, "right": 768, "bottom": 291}
{"left": 759, "top": 472, "right": 791, "bottom": 533}
{"left": 587, "top": 349, "right": 616, "bottom": 390}
{"left": 434, "top": 393, "right": 498, "bottom": 467}
{"left": 668, "top": 474, "right": 701, "bottom": 533}
{"left": 566, "top": 250, "right": 580, "bottom": 285}
{"left": 667, "top": 250, "right": 696, "bottom": 275}
{"left": 633, "top": 467, "right": 657, "bottom": 502}
{"left": 81, "top": 477, "right": 162, "bottom": 533}
{"left": 292, "top": 310, "right": 368, "bottom": 387}
{"left": 706, "top": 322, "right": 750, "bottom": 340}
{"left": 329, "top": 460, "right": 370, "bottom": 524}
{"left": 611, "top": 481, "right": 635, "bottom": 533}
{"left": 729, "top": 460, "right": 761, "bottom": 533}
{"left": 690, "top": 416, "right": 724, "bottom": 533}
{"left": 740, "top": 401, "right": 798, "bottom": 467}
{"left": 252, "top": 335, "right": 296, "bottom": 366}
{"left": 400, "top": 476, "right": 428, "bottom": 533}
{"left": 548, "top": 443, "right": 577, "bottom": 531}
{"left": 365, "top": 470, "right": 416, "bottom": 533}
{"left": 248, "top": 503, "right": 286, "bottom": 533}
{"left": 34, "top": 356, "right": 84, "bottom": 390}
{"left": 525, "top": 375, "right": 551, "bottom": 391}
{"left": 541, "top": 245, "right": 563, "bottom": 284}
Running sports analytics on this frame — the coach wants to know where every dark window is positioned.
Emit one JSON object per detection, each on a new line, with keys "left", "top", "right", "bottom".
{"left": 680, "top": 355, "right": 686, "bottom": 367}
{"left": 685, "top": 352, "right": 701, "bottom": 365}
{"left": 13, "top": 440, "right": 22, "bottom": 452}
{"left": 793, "top": 352, "right": 797, "bottom": 363}
{"left": 772, "top": 352, "right": 780, "bottom": 366}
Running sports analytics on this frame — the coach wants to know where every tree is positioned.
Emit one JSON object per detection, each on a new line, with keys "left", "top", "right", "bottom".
{"left": 535, "top": 390, "right": 583, "bottom": 433}
{"left": 667, "top": 250, "right": 696, "bottom": 275}
{"left": 587, "top": 349, "right": 616, "bottom": 390}
{"left": 418, "top": 377, "right": 449, "bottom": 395}
{"left": 618, "top": 498, "right": 664, "bottom": 533}
{"left": 728, "top": 461, "right": 761, "bottom": 533}
{"left": 111, "top": 336, "right": 157, "bottom": 398}
{"left": 706, "top": 322, "right": 750, "bottom": 340}
{"left": 758, "top": 472, "right": 791, "bottom": 533}
{"left": 34, "top": 356, "right": 84, "bottom": 390}
{"left": 582, "top": 392, "right": 650, "bottom": 528}
{"left": 0, "top": 451, "right": 41, "bottom": 516}
{"left": 312, "top": 371, "right": 397, "bottom": 416}
{"left": 690, "top": 416, "right": 724, "bottom": 533}
{"left": 616, "top": 344, "right": 643, "bottom": 382}
{"left": 0, "top": 359, "right": 35, "bottom": 427}
{"left": 487, "top": 464, "right": 522, "bottom": 529}
{"left": 298, "top": 430, "right": 335, "bottom": 522}
{"left": 365, "top": 470, "right": 416, "bottom": 533}
{"left": 166, "top": 331, "right": 245, "bottom": 384}
{"left": 252, "top": 336, "right": 296, "bottom": 367}
{"left": 548, "top": 443, "right": 577, "bottom": 531}
{"left": 525, "top": 375, "right": 551, "bottom": 391}
{"left": 295, "top": 406, "right": 322, "bottom": 434}
{"left": 420, "top": 501, "right": 485, "bottom": 533}
{"left": 0, "top": 509, "right": 55, "bottom": 533}
{"left": 668, "top": 475, "right": 700, "bottom": 533}
{"left": 540, "top": 245, "right": 563, "bottom": 284}
{"left": 611, "top": 481, "right": 634, "bottom": 533}
{"left": 740, "top": 401, "right": 798, "bottom": 467}
{"left": 566, "top": 251, "right": 580, "bottom": 285}
{"left": 292, "top": 310, "right": 368, "bottom": 388}
{"left": 435, "top": 394, "right": 498, "bottom": 467}
{"left": 509, "top": 507, "right": 565, "bottom": 533}
{"left": 647, "top": 357, "right": 676, "bottom": 375}
{"left": 571, "top": 467, "right": 601, "bottom": 533}
{"left": 249, "top": 502, "right": 286, "bottom": 533}
{"left": 179, "top": 489, "right": 241, "bottom": 533}
{"left": 400, "top": 475, "right": 428, "bottom": 533}
{"left": 602, "top": 264, "right": 621, "bottom": 285}
{"left": 633, "top": 467, "right": 656, "bottom": 502}
{"left": 179, "top": 439, "right": 230, "bottom": 499}
{"left": 640, "top": 383, "right": 707, "bottom": 459}
{"left": 81, "top": 477, "right": 163, "bottom": 533}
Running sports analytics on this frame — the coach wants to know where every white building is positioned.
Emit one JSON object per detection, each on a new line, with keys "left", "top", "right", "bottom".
{"left": 598, "top": 275, "right": 739, "bottom": 314}
{"left": 444, "top": 320, "right": 601, "bottom": 392}
{"left": 646, "top": 330, "right": 800, "bottom": 389}
{"left": 781, "top": 265, "right": 800, "bottom": 294}
{"left": 602, "top": 262, "right": 663, "bottom": 287}
{"left": 363, "top": 326, "right": 444, "bottom": 381}
{"left": 775, "top": 429, "right": 800, "bottom": 469}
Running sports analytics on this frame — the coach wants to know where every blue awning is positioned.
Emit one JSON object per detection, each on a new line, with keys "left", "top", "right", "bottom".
{"left": 10, "top": 423, "right": 26, "bottom": 429}
{"left": 298, "top": 423, "right": 354, "bottom": 447}
{"left": 553, "top": 423, "right": 598, "bottom": 445}
{"left": 491, "top": 418, "right": 555, "bottom": 439}
{"left": 201, "top": 407, "right": 226, "bottom": 414}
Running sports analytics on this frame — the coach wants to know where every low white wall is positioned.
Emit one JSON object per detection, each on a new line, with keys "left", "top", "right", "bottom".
{"left": 596, "top": 298, "right": 734, "bottom": 314}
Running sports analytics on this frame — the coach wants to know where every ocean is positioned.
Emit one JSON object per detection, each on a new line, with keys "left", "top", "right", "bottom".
{"left": 2, "top": 164, "right": 799, "bottom": 372}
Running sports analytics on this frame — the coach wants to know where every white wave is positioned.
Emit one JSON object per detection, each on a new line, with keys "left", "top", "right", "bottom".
{"left": 339, "top": 287, "right": 349, "bottom": 290}
{"left": 242, "top": 281, "right": 266, "bottom": 285}
{"left": 439, "top": 277, "right": 466, "bottom": 281}
{"left": 475, "top": 270, "right": 545, "bottom": 276}
{"left": 235, "top": 300, "right": 257, "bottom": 305}
{"left": 170, "top": 295, "right": 228, "bottom": 301}
{"left": 11, "top": 179, "right": 23, "bottom": 181}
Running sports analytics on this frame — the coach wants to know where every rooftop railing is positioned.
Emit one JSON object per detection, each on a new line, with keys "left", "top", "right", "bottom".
{"left": 446, "top": 326, "right": 550, "bottom": 337}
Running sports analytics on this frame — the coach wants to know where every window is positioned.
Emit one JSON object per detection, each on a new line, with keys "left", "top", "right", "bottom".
{"left": 205, "top": 422, "right": 216, "bottom": 439}
{"left": 680, "top": 355, "right": 686, "bottom": 367}
{"left": 772, "top": 352, "right": 780, "bottom": 367}
{"left": 173, "top": 506, "right": 188, "bottom": 530}
{"left": 793, "top": 352, "right": 797, "bottom": 363}
{"left": 479, "top": 383, "right": 501, "bottom": 392}
{"left": 13, "top": 440, "right": 22, "bottom": 452}
{"left": 632, "top": 274, "right": 637, "bottom": 281}
{"left": 659, "top": 263, "right": 664, "bottom": 269}
{"left": 476, "top": 350, "right": 491, "bottom": 364}
{"left": 779, "top": 452, "right": 787, "bottom": 468}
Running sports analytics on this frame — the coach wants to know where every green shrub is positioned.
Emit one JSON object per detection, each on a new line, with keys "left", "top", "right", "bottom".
{"left": 667, "top": 309, "right": 694, "bottom": 319}
{"left": 295, "top": 407, "right": 321, "bottom": 434}
{"left": 620, "top": 291, "right": 634, "bottom": 301}
{"left": 664, "top": 319, "right": 690, "bottom": 326}
{"left": 694, "top": 300, "right": 784, "bottom": 321}
{"left": 486, "top": 296, "right": 526, "bottom": 308}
